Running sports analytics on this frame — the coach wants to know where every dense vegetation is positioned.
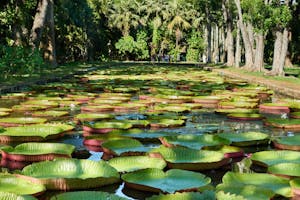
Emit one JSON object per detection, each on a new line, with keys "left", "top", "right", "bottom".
{"left": 0, "top": 0, "right": 299, "bottom": 80}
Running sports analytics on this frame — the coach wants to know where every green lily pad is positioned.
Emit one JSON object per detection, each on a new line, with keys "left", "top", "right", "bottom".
{"left": 150, "top": 119, "right": 185, "bottom": 128}
{"left": 102, "top": 138, "right": 150, "bottom": 156}
{"left": 268, "top": 163, "right": 300, "bottom": 178}
{"left": 216, "top": 191, "right": 246, "bottom": 200}
{"left": 160, "top": 134, "right": 230, "bottom": 149}
{"left": 150, "top": 145, "right": 228, "bottom": 170}
{"left": 32, "top": 110, "right": 69, "bottom": 117}
{"left": 108, "top": 156, "right": 167, "bottom": 172}
{"left": 0, "top": 112, "right": 9, "bottom": 117}
{"left": 251, "top": 150, "right": 300, "bottom": 167}
{"left": 12, "top": 105, "right": 48, "bottom": 112}
{"left": 2, "top": 143, "right": 75, "bottom": 160}
{"left": 22, "top": 100, "right": 58, "bottom": 107}
{"left": 122, "top": 168, "right": 211, "bottom": 193}
{"left": 154, "top": 105, "right": 191, "bottom": 113}
{"left": 22, "top": 159, "right": 120, "bottom": 190}
{"left": 0, "top": 108, "right": 12, "bottom": 112}
{"left": 273, "top": 135, "right": 300, "bottom": 150}
{"left": 0, "top": 173, "right": 45, "bottom": 195}
{"left": 75, "top": 113, "right": 115, "bottom": 122}
{"left": 216, "top": 184, "right": 274, "bottom": 200}
{"left": 217, "top": 132, "right": 269, "bottom": 146}
{"left": 0, "top": 125, "right": 66, "bottom": 142}
{"left": 215, "top": 108, "right": 257, "bottom": 114}
{"left": 50, "top": 191, "right": 128, "bottom": 200}
{"left": 0, "top": 192, "right": 37, "bottom": 200}
{"left": 221, "top": 172, "right": 291, "bottom": 197}
{"left": 264, "top": 118, "right": 300, "bottom": 129}
{"left": 45, "top": 123, "right": 74, "bottom": 132}
{"left": 146, "top": 191, "right": 215, "bottom": 200}
{"left": 0, "top": 117, "right": 47, "bottom": 126}
{"left": 227, "top": 113, "right": 263, "bottom": 120}
{"left": 87, "top": 121, "right": 132, "bottom": 129}
{"left": 219, "top": 101, "right": 257, "bottom": 108}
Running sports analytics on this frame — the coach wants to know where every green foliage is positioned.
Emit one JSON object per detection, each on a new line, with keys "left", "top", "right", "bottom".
{"left": 0, "top": 46, "right": 45, "bottom": 80}
{"left": 115, "top": 31, "right": 149, "bottom": 60}
{"left": 186, "top": 30, "right": 204, "bottom": 62}
{"left": 115, "top": 35, "right": 136, "bottom": 59}
{"left": 135, "top": 31, "right": 149, "bottom": 60}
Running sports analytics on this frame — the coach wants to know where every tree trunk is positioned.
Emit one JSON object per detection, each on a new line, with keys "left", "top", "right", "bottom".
{"left": 213, "top": 25, "right": 219, "bottom": 63}
{"left": 29, "top": 0, "right": 50, "bottom": 49}
{"left": 234, "top": 0, "right": 254, "bottom": 68}
{"left": 44, "top": 0, "right": 57, "bottom": 67}
{"left": 278, "top": 28, "right": 289, "bottom": 74}
{"left": 253, "top": 33, "right": 265, "bottom": 72}
{"left": 220, "top": 27, "right": 226, "bottom": 63}
{"left": 235, "top": 20, "right": 241, "bottom": 67}
{"left": 206, "top": 6, "right": 212, "bottom": 63}
{"left": 272, "top": 30, "right": 284, "bottom": 76}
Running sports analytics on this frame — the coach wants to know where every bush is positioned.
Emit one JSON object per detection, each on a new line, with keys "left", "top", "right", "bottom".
{"left": 0, "top": 46, "right": 45, "bottom": 80}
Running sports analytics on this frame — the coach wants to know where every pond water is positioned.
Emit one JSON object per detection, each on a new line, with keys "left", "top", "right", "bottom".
{"left": 0, "top": 65, "right": 298, "bottom": 199}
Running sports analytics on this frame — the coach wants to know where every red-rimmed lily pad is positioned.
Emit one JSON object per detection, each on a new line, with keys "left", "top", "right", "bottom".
{"left": 268, "top": 163, "right": 300, "bottom": 178}
{"left": 101, "top": 138, "right": 150, "bottom": 156}
{"left": 159, "top": 134, "right": 230, "bottom": 149}
{"left": 1, "top": 142, "right": 75, "bottom": 162}
{"left": 0, "top": 117, "right": 47, "bottom": 127}
{"left": 264, "top": 118, "right": 300, "bottom": 130}
{"left": 50, "top": 191, "right": 128, "bottom": 200}
{"left": 150, "top": 119, "right": 185, "bottom": 128}
{"left": 219, "top": 101, "right": 257, "bottom": 109}
{"left": 108, "top": 155, "right": 167, "bottom": 172}
{"left": 21, "top": 159, "right": 120, "bottom": 190}
{"left": 75, "top": 113, "right": 115, "bottom": 123}
{"left": 31, "top": 110, "right": 69, "bottom": 117}
{"left": 83, "top": 121, "right": 132, "bottom": 134}
{"left": 227, "top": 113, "right": 263, "bottom": 121}
{"left": 273, "top": 135, "right": 300, "bottom": 150}
{"left": 290, "top": 112, "right": 300, "bottom": 119}
{"left": 220, "top": 172, "right": 292, "bottom": 197}
{"left": 217, "top": 132, "right": 269, "bottom": 146}
{"left": 0, "top": 124, "right": 66, "bottom": 142}
{"left": 81, "top": 105, "right": 115, "bottom": 112}
{"left": 0, "top": 173, "right": 45, "bottom": 195}
{"left": 250, "top": 150, "right": 300, "bottom": 167}
{"left": 259, "top": 103, "right": 290, "bottom": 114}
{"left": 121, "top": 168, "right": 211, "bottom": 193}
{"left": 149, "top": 145, "right": 229, "bottom": 170}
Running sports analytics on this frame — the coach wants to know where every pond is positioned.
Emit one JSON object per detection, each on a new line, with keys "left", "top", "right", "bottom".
{"left": 0, "top": 65, "right": 299, "bottom": 199}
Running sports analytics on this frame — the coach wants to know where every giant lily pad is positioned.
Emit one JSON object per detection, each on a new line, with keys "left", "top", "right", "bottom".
{"left": 203, "top": 145, "right": 244, "bottom": 158}
{"left": 150, "top": 119, "right": 185, "bottom": 128}
{"left": 268, "top": 163, "right": 300, "bottom": 178}
{"left": 0, "top": 117, "right": 47, "bottom": 127}
{"left": 216, "top": 184, "right": 274, "bottom": 200}
{"left": 160, "top": 134, "right": 230, "bottom": 149}
{"left": 21, "top": 159, "right": 120, "bottom": 190}
{"left": 122, "top": 168, "right": 211, "bottom": 193}
{"left": 0, "top": 125, "right": 66, "bottom": 142}
{"left": 217, "top": 132, "right": 269, "bottom": 146}
{"left": 273, "top": 135, "right": 300, "bottom": 150}
{"left": 227, "top": 113, "right": 263, "bottom": 121}
{"left": 0, "top": 192, "right": 37, "bottom": 200}
{"left": 149, "top": 146, "right": 229, "bottom": 170}
{"left": 108, "top": 156, "right": 167, "bottom": 172}
{"left": 83, "top": 121, "right": 132, "bottom": 134}
{"left": 50, "top": 191, "right": 128, "bottom": 200}
{"left": 146, "top": 191, "right": 215, "bottom": 200}
{"left": 290, "top": 178, "right": 300, "bottom": 196}
{"left": 0, "top": 112, "right": 10, "bottom": 117}
{"left": 75, "top": 113, "right": 114, "bottom": 123}
{"left": 32, "top": 110, "right": 69, "bottom": 117}
{"left": 220, "top": 172, "right": 291, "bottom": 197}
{"left": 251, "top": 150, "right": 300, "bottom": 167}
{"left": 1, "top": 142, "right": 75, "bottom": 162}
{"left": 0, "top": 173, "right": 45, "bottom": 195}
{"left": 102, "top": 138, "right": 150, "bottom": 156}
{"left": 264, "top": 118, "right": 300, "bottom": 129}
